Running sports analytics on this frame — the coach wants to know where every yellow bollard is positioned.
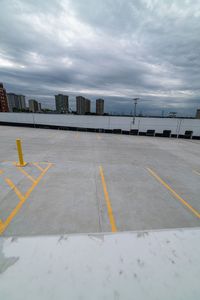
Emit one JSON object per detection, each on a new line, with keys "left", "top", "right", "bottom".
{"left": 16, "top": 139, "right": 27, "bottom": 167}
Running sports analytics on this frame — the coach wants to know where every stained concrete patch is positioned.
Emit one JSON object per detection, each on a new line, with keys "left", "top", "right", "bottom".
{"left": 0, "top": 241, "right": 19, "bottom": 274}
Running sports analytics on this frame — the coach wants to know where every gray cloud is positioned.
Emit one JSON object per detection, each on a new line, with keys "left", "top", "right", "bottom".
{"left": 0, "top": 0, "right": 200, "bottom": 116}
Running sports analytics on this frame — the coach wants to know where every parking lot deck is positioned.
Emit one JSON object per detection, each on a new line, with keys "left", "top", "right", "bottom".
{"left": 0, "top": 126, "right": 200, "bottom": 236}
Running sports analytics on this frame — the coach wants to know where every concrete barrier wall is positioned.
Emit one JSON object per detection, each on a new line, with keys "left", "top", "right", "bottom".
{"left": 0, "top": 113, "right": 200, "bottom": 136}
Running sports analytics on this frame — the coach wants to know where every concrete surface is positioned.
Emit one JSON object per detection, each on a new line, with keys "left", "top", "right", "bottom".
{"left": 0, "top": 126, "right": 200, "bottom": 236}
{"left": 1, "top": 228, "right": 200, "bottom": 300}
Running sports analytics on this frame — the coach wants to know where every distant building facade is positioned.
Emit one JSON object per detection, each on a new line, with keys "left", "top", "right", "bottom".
{"left": 7, "top": 93, "right": 17, "bottom": 111}
{"left": 55, "top": 94, "right": 68, "bottom": 113}
{"left": 196, "top": 109, "right": 200, "bottom": 119}
{"left": 85, "top": 99, "right": 91, "bottom": 114}
{"left": 76, "top": 96, "right": 85, "bottom": 115}
{"left": 38, "top": 103, "right": 42, "bottom": 112}
{"left": 76, "top": 96, "right": 91, "bottom": 115}
{"left": 29, "top": 99, "right": 39, "bottom": 113}
{"left": 18, "top": 95, "right": 26, "bottom": 110}
{"left": 0, "top": 83, "right": 9, "bottom": 112}
{"left": 96, "top": 99, "right": 104, "bottom": 115}
{"left": 7, "top": 93, "right": 26, "bottom": 111}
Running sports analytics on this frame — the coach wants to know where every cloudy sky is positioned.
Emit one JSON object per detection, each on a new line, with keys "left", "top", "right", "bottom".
{"left": 0, "top": 0, "right": 200, "bottom": 115}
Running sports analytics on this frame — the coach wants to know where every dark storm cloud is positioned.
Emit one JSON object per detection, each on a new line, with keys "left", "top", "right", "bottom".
{"left": 0, "top": 0, "right": 200, "bottom": 115}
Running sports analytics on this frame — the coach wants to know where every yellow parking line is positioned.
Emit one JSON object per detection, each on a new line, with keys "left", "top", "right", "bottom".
{"left": 16, "top": 166, "right": 36, "bottom": 183}
{"left": 5, "top": 178, "right": 25, "bottom": 201}
{"left": 193, "top": 170, "right": 200, "bottom": 176}
{"left": 0, "top": 170, "right": 4, "bottom": 175}
{"left": 0, "top": 163, "right": 52, "bottom": 235}
{"left": 99, "top": 166, "right": 117, "bottom": 232}
{"left": 147, "top": 167, "right": 200, "bottom": 219}
{"left": 33, "top": 162, "right": 45, "bottom": 172}
{"left": 0, "top": 219, "right": 3, "bottom": 233}
{"left": 24, "top": 163, "right": 52, "bottom": 199}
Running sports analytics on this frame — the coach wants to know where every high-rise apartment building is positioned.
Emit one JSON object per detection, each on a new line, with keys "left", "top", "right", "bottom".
{"left": 55, "top": 94, "right": 68, "bottom": 113}
{"left": 96, "top": 99, "right": 104, "bottom": 115}
{"left": 7, "top": 93, "right": 17, "bottom": 111}
{"left": 29, "top": 99, "right": 39, "bottom": 113}
{"left": 196, "top": 109, "right": 200, "bottom": 119}
{"left": 0, "top": 83, "right": 9, "bottom": 112}
{"left": 7, "top": 93, "right": 26, "bottom": 111}
{"left": 38, "top": 103, "right": 42, "bottom": 112}
{"left": 76, "top": 96, "right": 91, "bottom": 115}
{"left": 85, "top": 99, "right": 91, "bottom": 114}
{"left": 76, "top": 96, "right": 85, "bottom": 115}
{"left": 18, "top": 95, "right": 26, "bottom": 110}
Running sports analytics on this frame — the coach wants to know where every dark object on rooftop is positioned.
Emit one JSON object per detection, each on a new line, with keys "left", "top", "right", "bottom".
{"left": 104, "top": 129, "right": 113, "bottom": 133}
{"left": 146, "top": 129, "right": 155, "bottom": 136}
{"left": 113, "top": 129, "right": 122, "bottom": 134}
{"left": 184, "top": 131, "right": 193, "bottom": 139}
{"left": 122, "top": 130, "right": 130, "bottom": 135}
{"left": 163, "top": 130, "right": 171, "bottom": 137}
{"left": 130, "top": 129, "right": 138, "bottom": 135}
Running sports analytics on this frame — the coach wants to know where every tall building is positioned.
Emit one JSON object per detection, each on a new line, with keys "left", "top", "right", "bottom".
{"left": 29, "top": 99, "right": 39, "bottom": 113}
{"left": 76, "top": 96, "right": 85, "bottom": 115}
{"left": 38, "top": 103, "right": 42, "bottom": 112}
{"left": 0, "top": 83, "right": 9, "bottom": 112}
{"left": 85, "top": 99, "right": 91, "bottom": 114}
{"left": 96, "top": 99, "right": 104, "bottom": 115}
{"left": 7, "top": 93, "right": 17, "bottom": 111}
{"left": 7, "top": 93, "right": 26, "bottom": 111}
{"left": 196, "top": 109, "right": 200, "bottom": 119}
{"left": 76, "top": 96, "right": 91, "bottom": 115}
{"left": 55, "top": 94, "right": 68, "bottom": 113}
{"left": 17, "top": 95, "right": 26, "bottom": 110}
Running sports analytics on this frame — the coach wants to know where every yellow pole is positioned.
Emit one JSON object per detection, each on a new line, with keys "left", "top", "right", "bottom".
{"left": 16, "top": 139, "right": 27, "bottom": 167}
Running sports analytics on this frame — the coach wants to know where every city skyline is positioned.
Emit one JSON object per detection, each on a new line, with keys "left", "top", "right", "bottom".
{"left": 1, "top": 82, "right": 199, "bottom": 117}
{"left": 1, "top": 82, "right": 108, "bottom": 115}
{"left": 1, "top": 81, "right": 200, "bottom": 118}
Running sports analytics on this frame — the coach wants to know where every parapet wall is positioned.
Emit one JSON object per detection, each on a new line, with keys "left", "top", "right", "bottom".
{"left": 0, "top": 113, "right": 200, "bottom": 138}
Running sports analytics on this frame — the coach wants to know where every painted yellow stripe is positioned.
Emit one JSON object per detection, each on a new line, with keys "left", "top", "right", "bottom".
{"left": 0, "top": 219, "right": 4, "bottom": 228}
{"left": 24, "top": 163, "right": 52, "bottom": 199}
{"left": 5, "top": 178, "right": 25, "bottom": 201}
{"left": 99, "top": 166, "right": 117, "bottom": 232}
{"left": 0, "top": 220, "right": 3, "bottom": 233}
{"left": 16, "top": 166, "right": 36, "bottom": 183}
{"left": 0, "top": 163, "right": 52, "bottom": 235}
{"left": 0, "top": 170, "right": 4, "bottom": 175}
{"left": 33, "top": 162, "right": 45, "bottom": 172}
{"left": 147, "top": 167, "right": 200, "bottom": 219}
{"left": 193, "top": 170, "right": 200, "bottom": 176}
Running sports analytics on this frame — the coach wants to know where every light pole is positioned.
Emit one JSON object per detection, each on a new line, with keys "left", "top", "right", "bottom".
{"left": 133, "top": 98, "right": 139, "bottom": 125}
